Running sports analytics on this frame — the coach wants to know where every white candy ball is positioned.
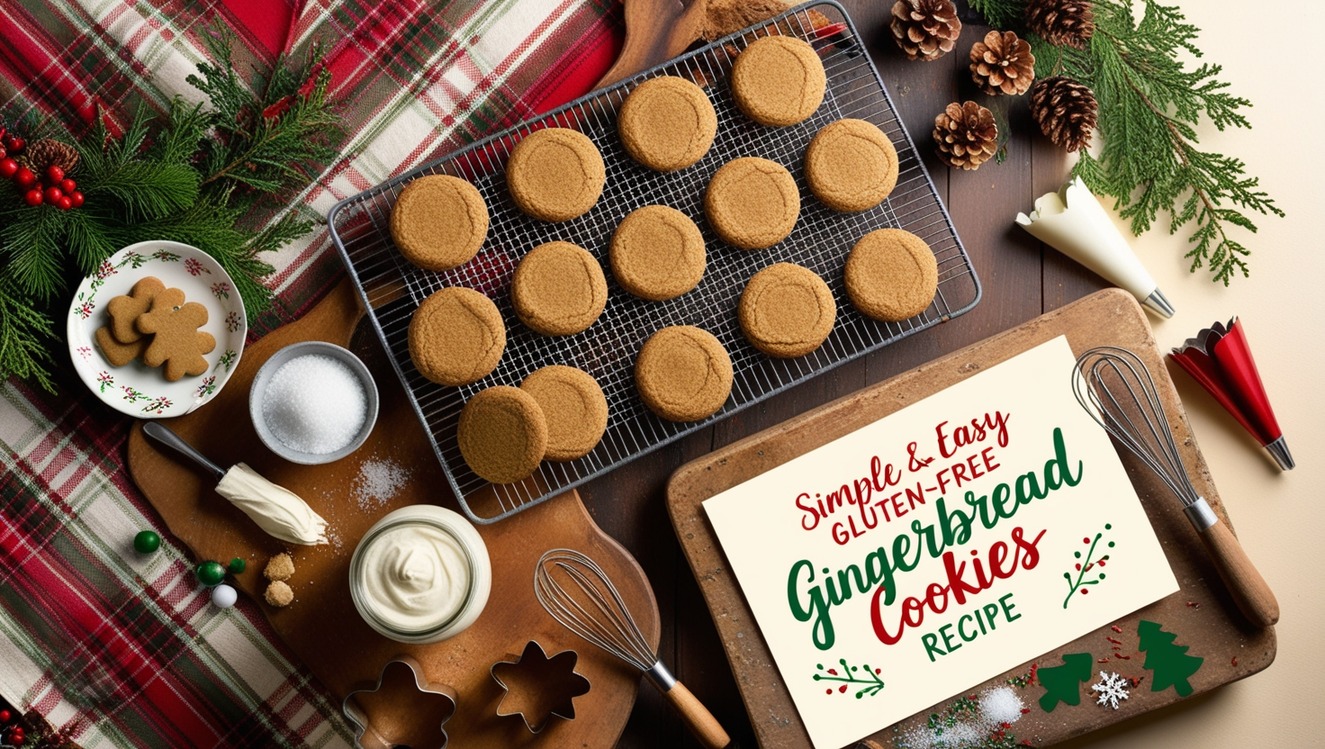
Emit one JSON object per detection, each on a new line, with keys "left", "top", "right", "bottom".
{"left": 211, "top": 583, "right": 239, "bottom": 609}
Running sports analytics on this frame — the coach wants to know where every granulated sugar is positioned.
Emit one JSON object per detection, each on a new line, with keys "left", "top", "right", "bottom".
{"left": 354, "top": 458, "right": 411, "bottom": 510}
{"left": 262, "top": 354, "right": 366, "bottom": 454}
{"left": 977, "top": 686, "right": 1024, "bottom": 725}
{"left": 898, "top": 686, "right": 1026, "bottom": 748}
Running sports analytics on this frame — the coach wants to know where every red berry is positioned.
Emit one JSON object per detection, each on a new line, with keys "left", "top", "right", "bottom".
{"left": 46, "top": 165, "right": 64, "bottom": 183}
{"left": 70, "top": 190, "right": 84, "bottom": 207}
{"left": 60, "top": 178, "right": 76, "bottom": 193}
{"left": 0, "top": 707, "right": 10, "bottom": 721}
{"left": 4, "top": 135, "right": 23, "bottom": 152}
{"left": 56, "top": 196, "right": 72, "bottom": 210}
{"left": 23, "top": 189, "right": 42, "bottom": 206}
{"left": 44, "top": 186, "right": 63, "bottom": 203}
{"left": 0, "top": 146, "right": 7, "bottom": 160}
{"left": 14, "top": 167, "right": 35, "bottom": 187}
{"left": 0, "top": 157, "right": 16, "bottom": 179}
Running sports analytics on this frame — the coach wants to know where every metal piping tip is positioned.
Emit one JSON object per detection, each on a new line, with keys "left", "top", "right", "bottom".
{"left": 1142, "top": 288, "right": 1175, "bottom": 318}
{"left": 1266, "top": 436, "right": 1295, "bottom": 471}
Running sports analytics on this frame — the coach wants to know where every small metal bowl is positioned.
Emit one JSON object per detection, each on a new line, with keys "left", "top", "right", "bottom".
{"left": 249, "top": 341, "right": 379, "bottom": 464}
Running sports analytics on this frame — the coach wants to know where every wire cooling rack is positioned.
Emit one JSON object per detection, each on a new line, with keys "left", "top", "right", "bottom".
{"left": 327, "top": 0, "right": 981, "bottom": 523}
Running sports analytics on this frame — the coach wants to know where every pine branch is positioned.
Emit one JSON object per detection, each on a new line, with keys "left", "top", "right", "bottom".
{"left": 965, "top": 0, "right": 1025, "bottom": 29}
{"left": 0, "top": 275, "right": 57, "bottom": 392}
{"left": 0, "top": 205, "right": 67, "bottom": 302}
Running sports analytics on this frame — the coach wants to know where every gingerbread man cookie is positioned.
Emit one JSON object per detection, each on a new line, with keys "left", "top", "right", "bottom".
{"left": 136, "top": 288, "right": 216, "bottom": 381}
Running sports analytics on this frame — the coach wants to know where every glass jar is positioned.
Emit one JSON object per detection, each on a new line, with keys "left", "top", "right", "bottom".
{"left": 348, "top": 505, "right": 492, "bottom": 644}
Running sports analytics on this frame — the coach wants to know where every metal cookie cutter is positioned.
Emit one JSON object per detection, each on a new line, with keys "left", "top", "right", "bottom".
{"left": 343, "top": 656, "right": 457, "bottom": 749}
{"left": 490, "top": 640, "right": 591, "bottom": 733}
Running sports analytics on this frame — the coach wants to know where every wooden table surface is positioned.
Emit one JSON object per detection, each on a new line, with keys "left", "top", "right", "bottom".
{"left": 596, "top": 3, "right": 1100, "bottom": 746}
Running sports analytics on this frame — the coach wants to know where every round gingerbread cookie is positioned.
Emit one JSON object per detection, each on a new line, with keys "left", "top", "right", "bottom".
{"left": 730, "top": 35, "right": 826, "bottom": 127}
{"left": 844, "top": 228, "right": 939, "bottom": 322}
{"left": 635, "top": 325, "right": 733, "bottom": 422}
{"left": 511, "top": 241, "right": 608, "bottom": 336}
{"left": 506, "top": 128, "right": 606, "bottom": 222}
{"left": 520, "top": 365, "right": 608, "bottom": 461}
{"left": 805, "top": 119, "right": 899, "bottom": 212}
{"left": 618, "top": 76, "right": 718, "bottom": 171}
{"left": 457, "top": 386, "right": 548, "bottom": 484}
{"left": 409, "top": 287, "right": 506, "bottom": 386}
{"left": 610, "top": 205, "right": 706, "bottom": 300}
{"left": 389, "top": 174, "right": 489, "bottom": 270}
{"left": 738, "top": 263, "right": 836, "bottom": 358}
{"left": 704, "top": 157, "right": 800, "bottom": 250}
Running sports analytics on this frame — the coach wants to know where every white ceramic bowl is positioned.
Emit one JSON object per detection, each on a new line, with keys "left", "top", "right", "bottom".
{"left": 249, "top": 341, "right": 379, "bottom": 464}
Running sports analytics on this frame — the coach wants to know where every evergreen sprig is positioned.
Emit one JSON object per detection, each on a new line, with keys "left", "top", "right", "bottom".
{"left": 968, "top": 0, "right": 1282, "bottom": 283}
{"left": 0, "top": 24, "right": 344, "bottom": 392}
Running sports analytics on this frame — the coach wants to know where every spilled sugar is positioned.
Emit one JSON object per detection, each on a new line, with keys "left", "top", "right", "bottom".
{"left": 354, "top": 458, "right": 411, "bottom": 510}
{"left": 898, "top": 686, "right": 1026, "bottom": 749}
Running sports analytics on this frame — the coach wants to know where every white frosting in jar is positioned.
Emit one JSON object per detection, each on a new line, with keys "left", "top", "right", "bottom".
{"left": 355, "top": 523, "right": 471, "bottom": 632}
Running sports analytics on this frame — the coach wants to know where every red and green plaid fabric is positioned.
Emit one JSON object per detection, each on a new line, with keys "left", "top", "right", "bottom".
{"left": 0, "top": 0, "right": 621, "bottom": 745}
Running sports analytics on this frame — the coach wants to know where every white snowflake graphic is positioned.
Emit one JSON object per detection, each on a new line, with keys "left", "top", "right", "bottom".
{"left": 1091, "top": 670, "right": 1130, "bottom": 709}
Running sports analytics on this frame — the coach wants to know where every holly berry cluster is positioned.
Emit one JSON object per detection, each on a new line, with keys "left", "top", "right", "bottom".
{"left": 0, "top": 126, "right": 83, "bottom": 211}
{"left": 0, "top": 706, "right": 26, "bottom": 746}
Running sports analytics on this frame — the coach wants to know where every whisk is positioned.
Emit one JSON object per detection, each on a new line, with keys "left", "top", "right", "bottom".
{"left": 1072, "top": 346, "right": 1279, "bottom": 628}
{"left": 535, "top": 549, "right": 732, "bottom": 748}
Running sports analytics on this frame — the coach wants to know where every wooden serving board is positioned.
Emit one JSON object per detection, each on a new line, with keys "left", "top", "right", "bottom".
{"left": 127, "top": 279, "right": 658, "bottom": 748}
{"left": 667, "top": 289, "right": 1277, "bottom": 748}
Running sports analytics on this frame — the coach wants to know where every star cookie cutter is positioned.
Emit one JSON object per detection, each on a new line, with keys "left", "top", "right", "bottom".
{"left": 490, "top": 640, "right": 591, "bottom": 733}
{"left": 343, "top": 656, "right": 457, "bottom": 749}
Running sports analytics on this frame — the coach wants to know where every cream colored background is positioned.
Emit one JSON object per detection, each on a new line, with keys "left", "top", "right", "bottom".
{"left": 1060, "top": 2, "right": 1323, "bottom": 747}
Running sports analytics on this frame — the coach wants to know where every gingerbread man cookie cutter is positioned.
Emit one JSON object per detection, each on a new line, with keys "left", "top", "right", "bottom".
{"left": 343, "top": 656, "right": 456, "bottom": 749}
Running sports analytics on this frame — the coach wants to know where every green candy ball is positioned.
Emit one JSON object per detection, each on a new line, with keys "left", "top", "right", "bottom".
{"left": 195, "top": 560, "right": 226, "bottom": 587}
{"left": 133, "top": 530, "right": 161, "bottom": 554}
{"left": 227, "top": 557, "right": 247, "bottom": 574}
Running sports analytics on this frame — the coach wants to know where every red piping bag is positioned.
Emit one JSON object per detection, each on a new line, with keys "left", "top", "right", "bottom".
{"left": 1170, "top": 317, "right": 1294, "bottom": 471}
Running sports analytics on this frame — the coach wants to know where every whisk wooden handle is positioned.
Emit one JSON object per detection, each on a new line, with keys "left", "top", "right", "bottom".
{"left": 1199, "top": 520, "right": 1280, "bottom": 628}
{"left": 664, "top": 681, "right": 733, "bottom": 749}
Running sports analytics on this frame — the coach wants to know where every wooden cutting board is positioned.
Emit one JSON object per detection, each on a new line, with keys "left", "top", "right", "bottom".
{"left": 667, "top": 288, "right": 1277, "bottom": 748}
{"left": 126, "top": 279, "right": 659, "bottom": 748}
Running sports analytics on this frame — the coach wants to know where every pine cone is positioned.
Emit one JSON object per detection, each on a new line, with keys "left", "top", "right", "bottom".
{"left": 18, "top": 138, "right": 79, "bottom": 174}
{"left": 1025, "top": 0, "right": 1096, "bottom": 49}
{"left": 1029, "top": 76, "right": 1098, "bottom": 152}
{"left": 933, "top": 101, "right": 998, "bottom": 170}
{"left": 969, "top": 30, "right": 1035, "bottom": 96}
{"left": 890, "top": 0, "right": 962, "bottom": 62}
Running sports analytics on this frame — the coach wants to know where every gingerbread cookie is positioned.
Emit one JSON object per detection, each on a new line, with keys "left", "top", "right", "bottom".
{"left": 136, "top": 288, "right": 215, "bottom": 381}
{"left": 409, "top": 286, "right": 506, "bottom": 386}
{"left": 610, "top": 205, "right": 706, "bottom": 301}
{"left": 520, "top": 365, "right": 608, "bottom": 462}
{"left": 739, "top": 263, "right": 836, "bottom": 358}
{"left": 730, "top": 35, "right": 826, "bottom": 127}
{"left": 457, "top": 385, "right": 549, "bottom": 484}
{"left": 805, "top": 119, "right": 899, "bottom": 212}
{"left": 506, "top": 128, "right": 605, "bottom": 222}
{"left": 511, "top": 241, "right": 608, "bottom": 336}
{"left": 390, "top": 174, "right": 489, "bottom": 271}
{"left": 94, "top": 326, "right": 147, "bottom": 367}
{"left": 844, "top": 228, "right": 939, "bottom": 322}
{"left": 106, "top": 276, "right": 166, "bottom": 343}
{"left": 704, "top": 157, "right": 800, "bottom": 250}
{"left": 618, "top": 75, "right": 718, "bottom": 171}
{"left": 635, "top": 326, "right": 733, "bottom": 422}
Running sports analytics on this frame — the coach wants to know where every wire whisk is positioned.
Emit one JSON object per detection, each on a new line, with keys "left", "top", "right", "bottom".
{"left": 1072, "top": 346, "right": 1279, "bottom": 628}
{"left": 535, "top": 549, "right": 732, "bottom": 748}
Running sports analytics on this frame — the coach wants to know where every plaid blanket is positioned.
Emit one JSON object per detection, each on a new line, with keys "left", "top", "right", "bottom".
{"left": 0, "top": 1, "right": 620, "bottom": 745}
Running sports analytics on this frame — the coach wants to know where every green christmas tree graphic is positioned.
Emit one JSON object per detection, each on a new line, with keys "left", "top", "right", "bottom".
{"left": 1037, "top": 653, "right": 1095, "bottom": 712}
{"left": 1137, "top": 620, "right": 1204, "bottom": 697}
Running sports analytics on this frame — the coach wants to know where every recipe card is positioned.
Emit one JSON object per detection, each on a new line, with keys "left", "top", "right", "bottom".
{"left": 703, "top": 336, "right": 1178, "bottom": 749}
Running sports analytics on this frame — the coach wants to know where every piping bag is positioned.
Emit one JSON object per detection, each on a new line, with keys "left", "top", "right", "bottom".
{"left": 143, "top": 422, "right": 329, "bottom": 544}
{"left": 1170, "top": 318, "right": 1294, "bottom": 471}
{"left": 1016, "top": 176, "right": 1174, "bottom": 318}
